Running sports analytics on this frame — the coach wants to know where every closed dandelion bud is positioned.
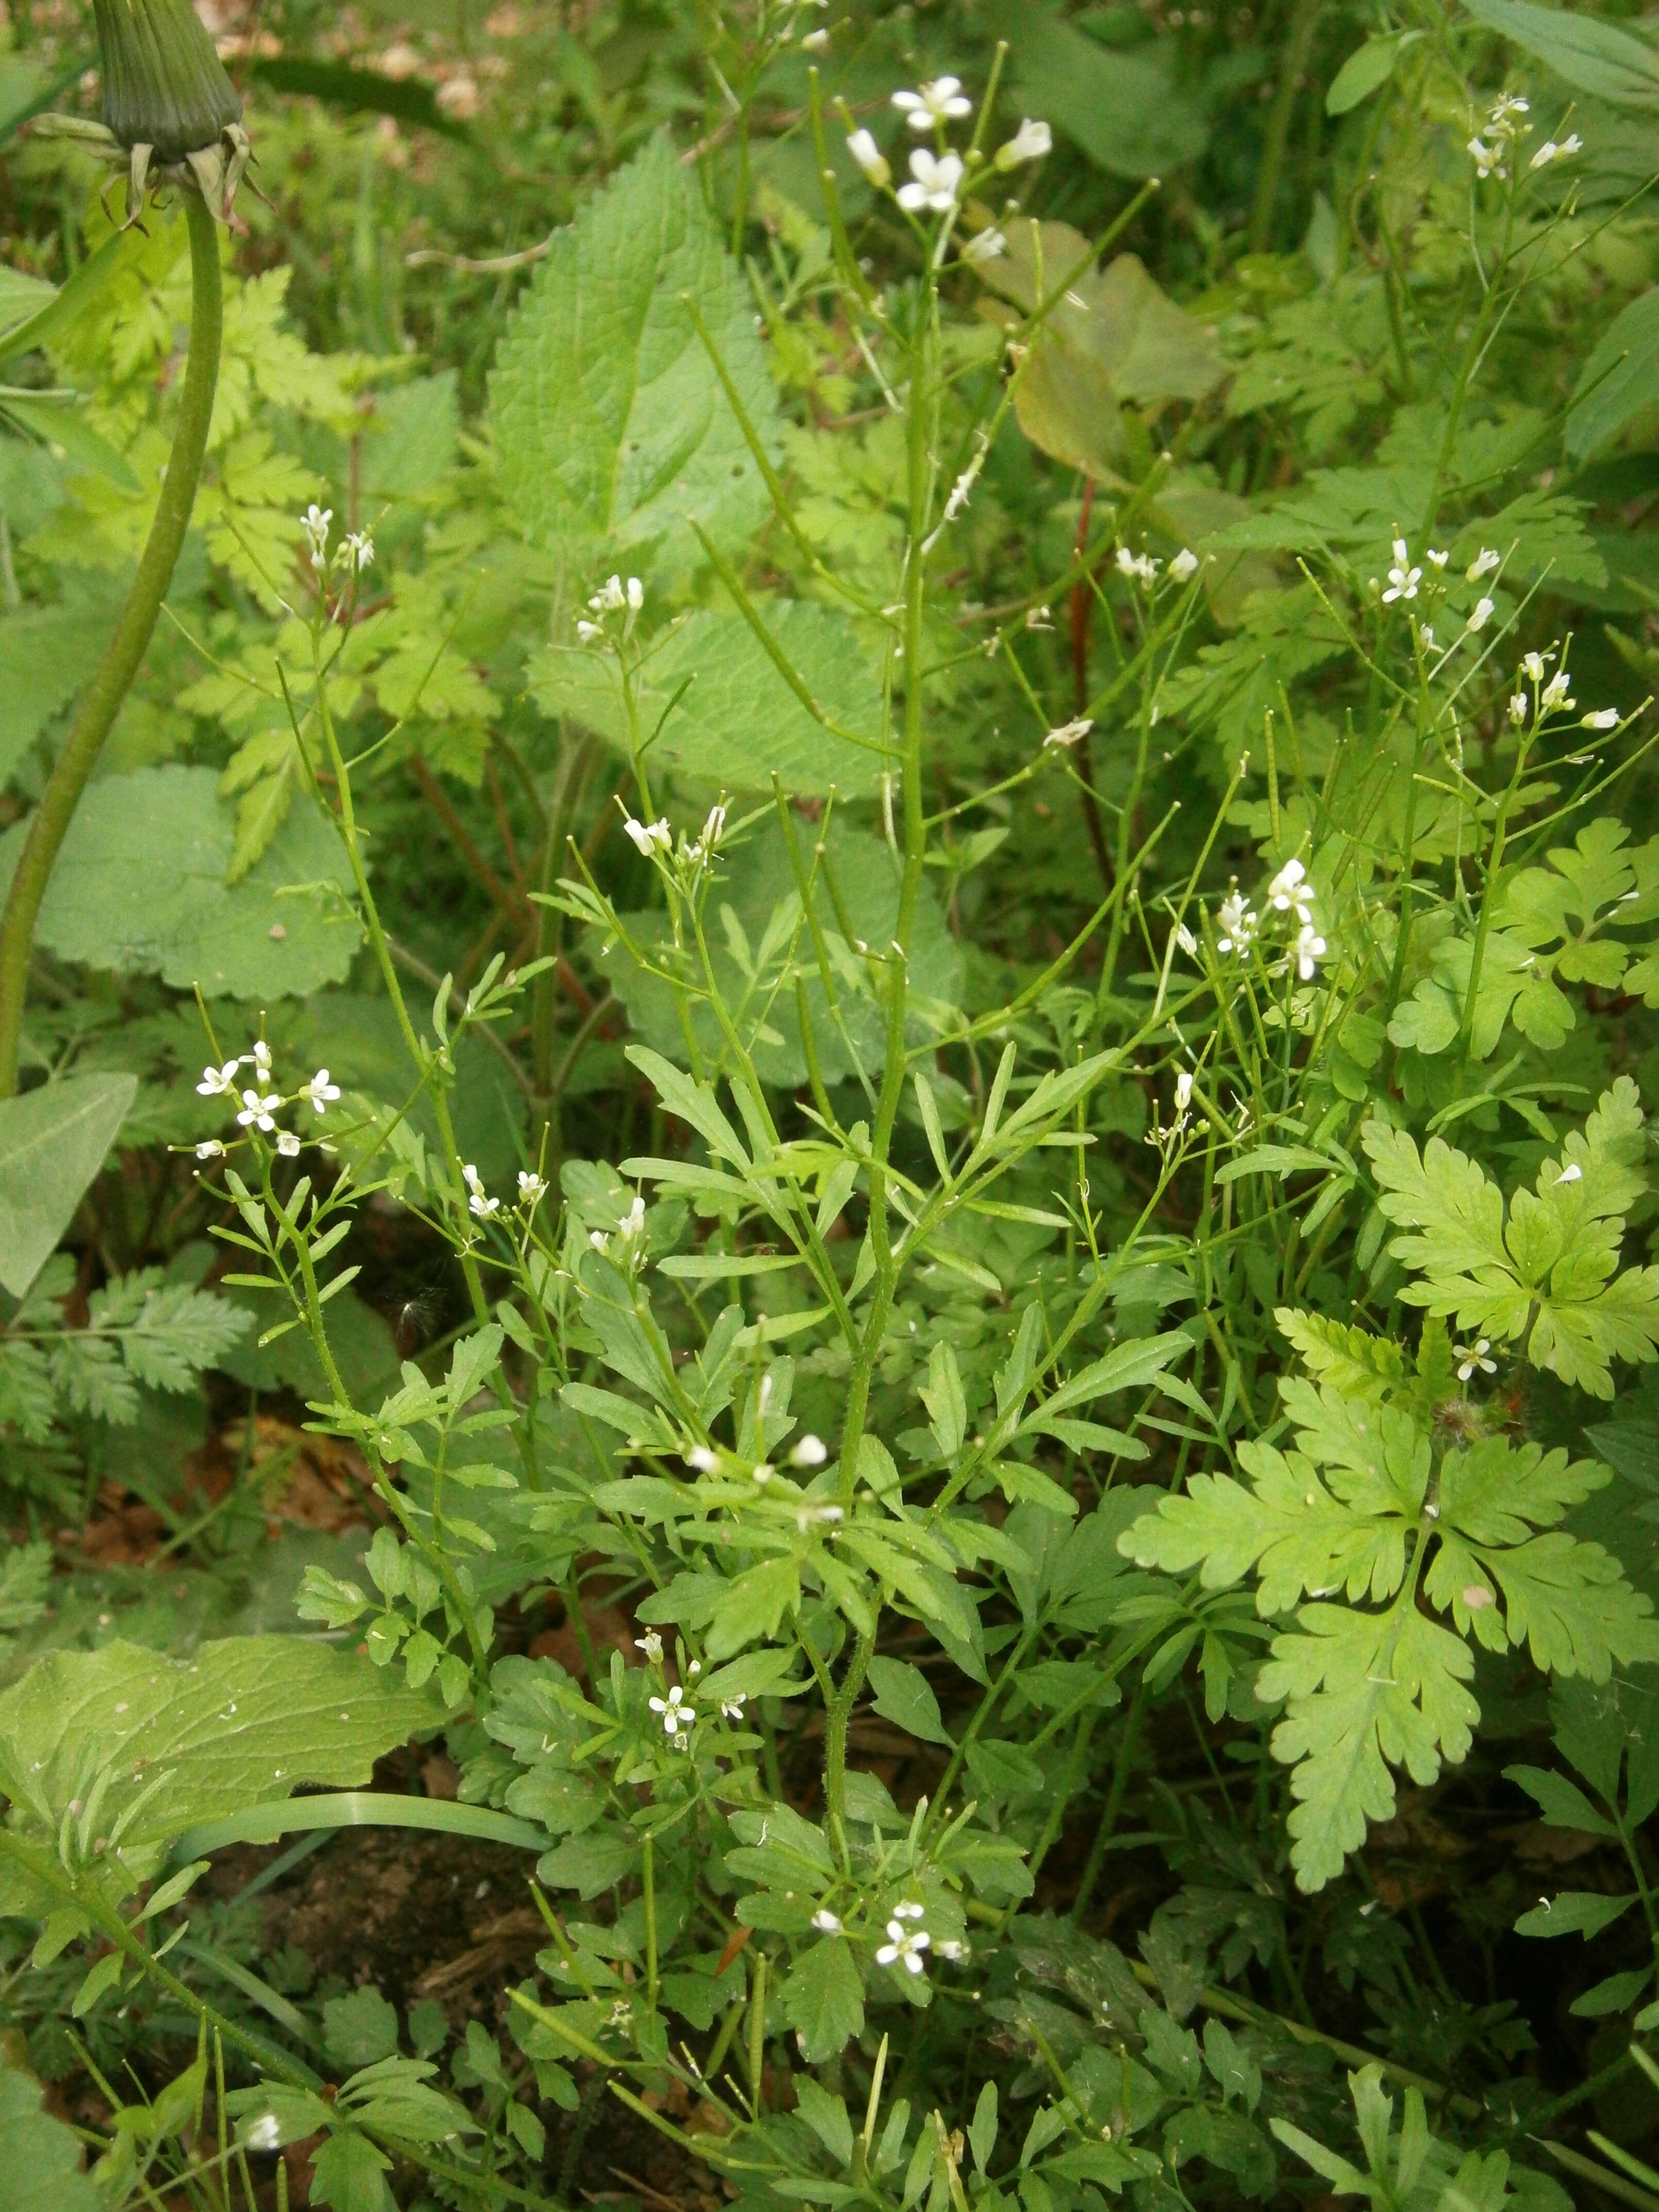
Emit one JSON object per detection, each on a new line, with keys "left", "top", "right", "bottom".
{"left": 93, "top": 0, "right": 242, "bottom": 162}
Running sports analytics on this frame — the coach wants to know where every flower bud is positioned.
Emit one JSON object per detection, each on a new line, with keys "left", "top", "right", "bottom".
{"left": 94, "top": 0, "right": 243, "bottom": 164}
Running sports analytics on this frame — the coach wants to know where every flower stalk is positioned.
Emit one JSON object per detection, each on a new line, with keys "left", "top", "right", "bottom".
{"left": 0, "top": 186, "right": 223, "bottom": 1096}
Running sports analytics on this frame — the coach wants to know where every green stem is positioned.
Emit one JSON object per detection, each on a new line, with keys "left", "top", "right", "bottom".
{"left": 0, "top": 190, "right": 223, "bottom": 1097}
{"left": 1248, "top": 0, "right": 1323, "bottom": 255}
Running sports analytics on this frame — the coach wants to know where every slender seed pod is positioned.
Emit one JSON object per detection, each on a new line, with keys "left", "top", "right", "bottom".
{"left": 92, "top": 0, "right": 242, "bottom": 164}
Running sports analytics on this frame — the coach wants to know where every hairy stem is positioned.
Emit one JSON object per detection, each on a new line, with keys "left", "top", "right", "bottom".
{"left": 0, "top": 190, "right": 223, "bottom": 1097}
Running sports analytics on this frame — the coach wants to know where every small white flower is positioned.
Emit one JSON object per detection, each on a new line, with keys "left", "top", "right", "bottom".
{"left": 517, "top": 1170, "right": 548, "bottom": 1206}
{"left": 1174, "top": 1070, "right": 1195, "bottom": 1117}
{"left": 195, "top": 1138, "right": 224, "bottom": 1160}
{"left": 617, "top": 1194, "right": 647, "bottom": 1240}
{"left": 635, "top": 1631, "right": 664, "bottom": 1664}
{"left": 340, "top": 531, "right": 375, "bottom": 574}
{"left": 688, "top": 1660, "right": 701, "bottom": 1676}
{"left": 1542, "top": 669, "right": 1574, "bottom": 710}
{"left": 589, "top": 1229, "right": 610, "bottom": 1254}
{"left": 648, "top": 1684, "right": 696, "bottom": 1736}
{"left": 1267, "top": 857, "right": 1314, "bottom": 921}
{"left": 1168, "top": 547, "right": 1200, "bottom": 582}
{"left": 892, "top": 1900, "right": 925, "bottom": 1920}
{"left": 197, "top": 1059, "right": 240, "bottom": 1097}
{"left": 934, "top": 1939, "right": 968, "bottom": 1961}
{"left": 995, "top": 117, "right": 1052, "bottom": 169}
{"left": 1382, "top": 542, "right": 1422, "bottom": 602}
{"left": 244, "top": 2114, "right": 283, "bottom": 2154}
{"left": 1466, "top": 596, "right": 1495, "bottom": 633}
{"left": 1522, "top": 650, "right": 1550, "bottom": 683}
{"left": 462, "top": 1163, "right": 500, "bottom": 1221}
{"left": 590, "top": 575, "right": 628, "bottom": 613}
{"left": 1468, "top": 137, "right": 1504, "bottom": 180}
{"left": 811, "top": 1909, "right": 843, "bottom": 1934}
{"left": 626, "top": 576, "right": 644, "bottom": 611}
{"left": 576, "top": 619, "right": 603, "bottom": 643}
{"left": 897, "top": 148, "right": 964, "bottom": 214}
{"left": 623, "top": 815, "right": 672, "bottom": 855}
{"left": 1419, "top": 626, "right": 1437, "bottom": 649}
{"left": 1426, "top": 547, "right": 1449, "bottom": 569}
{"left": 1490, "top": 93, "right": 1530, "bottom": 128}
{"left": 1455, "top": 1339, "right": 1497, "bottom": 1381}
{"left": 1174, "top": 923, "right": 1198, "bottom": 958}
{"left": 892, "top": 76, "right": 973, "bottom": 132}
{"left": 700, "top": 802, "right": 727, "bottom": 851}
{"left": 1294, "top": 923, "right": 1328, "bottom": 981}
{"left": 723, "top": 1691, "right": 749, "bottom": 1721}
{"left": 791, "top": 1434, "right": 828, "bottom": 1468}
{"left": 304, "top": 1068, "right": 340, "bottom": 1113}
{"left": 1468, "top": 548, "right": 1501, "bottom": 581}
{"left": 301, "top": 503, "right": 332, "bottom": 570}
{"left": 1530, "top": 133, "right": 1581, "bottom": 168}
{"left": 1043, "top": 715, "right": 1093, "bottom": 750}
{"left": 1582, "top": 708, "right": 1620, "bottom": 730}
{"left": 1115, "top": 545, "right": 1160, "bottom": 587}
{"left": 875, "top": 1916, "right": 932, "bottom": 1975}
{"left": 796, "top": 1502, "right": 845, "bottom": 1532}
{"left": 961, "top": 226, "right": 1006, "bottom": 265}
{"left": 1217, "top": 891, "right": 1257, "bottom": 953}
{"left": 751, "top": 1460, "right": 775, "bottom": 1486}
{"left": 686, "top": 1445, "right": 718, "bottom": 1473}
{"left": 236, "top": 1089, "right": 280, "bottom": 1132}
{"left": 1509, "top": 692, "right": 1528, "bottom": 724}
{"left": 275, "top": 1129, "right": 301, "bottom": 1158}
{"left": 1557, "top": 1162, "right": 1584, "bottom": 1185}
{"left": 250, "top": 1039, "right": 273, "bottom": 1078}
{"left": 846, "top": 128, "right": 891, "bottom": 187}
{"left": 802, "top": 26, "right": 829, "bottom": 51}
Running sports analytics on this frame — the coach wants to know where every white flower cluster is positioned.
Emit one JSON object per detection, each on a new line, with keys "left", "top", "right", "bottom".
{"left": 844, "top": 77, "right": 1051, "bottom": 227}
{"left": 620, "top": 801, "right": 728, "bottom": 872}
{"left": 194, "top": 1044, "right": 339, "bottom": 1162}
{"left": 1507, "top": 646, "right": 1622, "bottom": 733}
{"left": 578, "top": 573, "right": 643, "bottom": 645}
{"left": 300, "top": 503, "right": 373, "bottom": 581}
{"left": 458, "top": 1163, "right": 549, "bottom": 1224}
{"left": 1210, "top": 857, "right": 1326, "bottom": 982}
{"left": 1469, "top": 92, "right": 1583, "bottom": 180}
{"left": 1114, "top": 544, "right": 1199, "bottom": 593}
{"left": 1379, "top": 535, "right": 1508, "bottom": 652}
{"left": 589, "top": 1192, "right": 646, "bottom": 1259}
{"left": 872, "top": 1899, "right": 966, "bottom": 1976}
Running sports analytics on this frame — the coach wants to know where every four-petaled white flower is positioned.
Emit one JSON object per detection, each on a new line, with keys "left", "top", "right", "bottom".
{"left": 846, "top": 128, "right": 890, "bottom": 187}
{"left": 1542, "top": 669, "right": 1574, "bottom": 710}
{"left": 1116, "top": 545, "right": 1160, "bottom": 588}
{"left": 624, "top": 815, "right": 672, "bottom": 855}
{"left": 196, "top": 1138, "right": 224, "bottom": 1160}
{"left": 237, "top": 1089, "right": 280, "bottom": 1131}
{"left": 1468, "top": 547, "right": 1500, "bottom": 580}
{"left": 462, "top": 1163, "right": 500, "bottom": 1219}
{"left": 1217, "top": 891, "right": 1257, "bottom": 953}
{"left": 1582, "top": 708, "right": 1620, "bottom": 730}
{"left": 876, "top": 1908, "right": 932, "bottom": 1976}
{"left": 305, "top": 1068, "right": 340, "bottom": 1113}
{"left": 892, "top": 76, "right": 972, "bottom": 132}
{"left": 275, "top": 1129, "right": 301, "bottom": 1158}
{"left": 649, "top": 1684, "right": 695, "bottom": 1737}
{"left": 791, "top": 1434, "right": 828, "bottom": 1467}
{"left": 1456, "top": 1339, "right": 1497, "bottom": 1382}
{"left": 517, "top": 1170, "right": 548, "bottom": 1205}
{"left": 1267, "top": 857, "right": 1315, "bottom": 922}
{"left": 635, "top": 1631, "right": 664, "bottom": 1663}
{"left": 301, "top": 503, "right": 332, "bottom": 570}
{"left": 961, "top": 226, "right": 1006, "bottom": 265}
{"left": 1466, "top": 597, "right": 1495, "bottom": 633}
{"left": 197, "top": 1059, "right": 240, "bottom": 1097}
{"left": 1294, "top": 923, "right": 1327, "bottom": 981}
{"left": 1509, "top": 692, "right": 1528, "bottom": 724}
{"left": 811, "top": 1908, "right": 843, "bottom": 1934}
{"left": 1382, "top": 539, "right": 1421, "bottom": 602}
{"left": 996, "top": 118, "right": 1052, "bottom": 170}
{"left": 722, "top": 1691, "right": 748, "bottom": 1720}
{"left": 897, "top": 148, "right": 964, "bottom": 214}
{"left": 1522, "top": 650, "right": 1549, "bottom": 683}
{"left": 1043, "top": 715, "right": 1093, "bottom": 750}
{"left": 1530, "top": 134, "right": 1582, "bottom": 169}
{"left": 1169, "top": 547, "right": 1200, "bottom": 582}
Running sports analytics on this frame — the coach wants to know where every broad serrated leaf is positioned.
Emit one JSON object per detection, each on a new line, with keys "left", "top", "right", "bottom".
{"left": 0, "top": 1637, "right": 444, "bottom": 1869}
{"left": 491, "top": 132, "right": 778, "bottom": 558}
{"left": 782, "top": 1935, "right": 865, "bottom": 2064}
{"left": 0, "top": 765, "right": 358, "bottom": 1000}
